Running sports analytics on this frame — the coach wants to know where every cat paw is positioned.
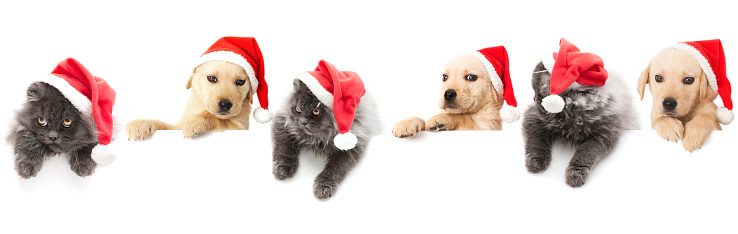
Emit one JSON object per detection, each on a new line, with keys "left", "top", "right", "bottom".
{"left": 15, "top": 161, "right": 42, "bottom": 179}
{"left": 652, "top": 117, "right": 684, "bottom": 143}
{"left": 426, "top": 114, "right": 454, "bottom": 132}
{"left": 525, "top": 153, "right": 552, "bottom": 173}
{"left": 182, "top": 118, "right": 212, "bottom": 138}
{"left": 313, "top": 179, "right": 339, "bottom": 199}
{"left": 392, "top": 117, "right": 425, "bottom": 138}
{"left": 273, "top": 161, "right": 298, "bottom": 180}
{"left": 70, "top": 158, "right": 97, "bottom": 177}
{"left": 125, "top": 119, "right": 157, "bottom": 141}
{"left": 565, "top": 165, "right": 591, "bottom": 187}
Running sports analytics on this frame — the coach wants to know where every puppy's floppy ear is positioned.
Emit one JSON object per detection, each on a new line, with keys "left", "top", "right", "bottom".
{"left": 637, "top": 64, "right": 650, "bottom": 101}
{"left": 26, "top": 82, "right": 46, "bottom": 102}
{"left": 698, "top": 72, "right": 714, "bottom": 101}
{"left": 490, "top": 84, "right": 499, "bottom": 104}
{"left": 247, "top": 89, "right": 254, "bottom": 105}
{"left": 186, "top": 76, "right": 193, "bottom": 90}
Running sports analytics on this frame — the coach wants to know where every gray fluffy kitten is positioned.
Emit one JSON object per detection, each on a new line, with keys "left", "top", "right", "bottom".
{"left": 8, "top": 82, "right": 98, "bottom": 178}
{"left": 523, "top": 62, "right": 637, "bottom": 187}
{"left": 271, "top": 79, "right": 380, "bottom": 199}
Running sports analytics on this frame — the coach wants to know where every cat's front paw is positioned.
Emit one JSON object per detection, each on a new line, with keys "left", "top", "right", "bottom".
{"left": 182, "top": 118, "right": 212, "bottom": 138}
{"left": 125, "top": 119, "right": 157, "bottom": 141}
{"left": 392, "top": 117, "right": 425, "bottom": 138}
{"left": 313, "top": 179, "right": 339, "bottom": 199}
{"left": 273, "top": 161, "right": 298, "bottom": 180}
{"left": 426, "top": 114, "right": 455, "bottom": 132}
{"left": 525, "top": 152, "right": 552, "bottom": 173}
{"left": 15, "top": 160, "right": 42, "bottom": 179}
{"left": 565, "top": 165, "right": 591, "bottom": 187}
{"left": 70, "top": 157, "right": 97, "bottom": 177}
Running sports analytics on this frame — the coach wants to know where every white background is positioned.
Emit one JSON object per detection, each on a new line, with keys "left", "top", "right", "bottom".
{"left": 0, "top": 0, "right": 736, "bottom": 233}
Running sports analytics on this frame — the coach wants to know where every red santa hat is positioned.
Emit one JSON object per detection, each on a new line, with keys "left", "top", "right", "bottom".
{"left": 670, "top": 39, "right": 733, "bottom": 125}
{"left": 540, "top": 38, "right": 608, "bottom": 113}
{"left": 472, "top": 45, "right": 519, "bottom": 123}
{"left": 295, "top": 60, "right": 365, "bottom": 150}
{"left": 40, "top": 58, "right": 117, "bottom": 164}
{"left": 196, "top": 36, "right": 272, "bottom": 123}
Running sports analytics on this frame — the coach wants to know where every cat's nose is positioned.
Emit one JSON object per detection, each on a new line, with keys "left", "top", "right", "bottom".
{"left": 218, "top": 99, "right": 233, "bottom": 112}
{"left": 48, "top": 131, "right": 59, "bottom": 141}
{"left": 300, "top": 118, "right": 309, "bottom": 126}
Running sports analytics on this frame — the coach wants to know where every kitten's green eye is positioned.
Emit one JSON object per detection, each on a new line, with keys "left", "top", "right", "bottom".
{"left": 37, "top": 117, "right": 47, "bottom": 127}
{"left": 63, "top": 119, "right": 73, "bottom": 128}
{"left": 312, "top": 110, "right": 320, "bottom": 116}
{"left": 295, "top": 106, "right": 302, "bottom": 113}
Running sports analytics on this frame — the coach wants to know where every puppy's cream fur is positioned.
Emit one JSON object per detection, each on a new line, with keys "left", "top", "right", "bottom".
{"left": 638, "top": 48, "right": 720, "bottom": 152}
{"left": 392, "top": 54, "right": 502, "bottom": 138}
{"left": 126, "top": 60, "right": 253, "bottom": 140}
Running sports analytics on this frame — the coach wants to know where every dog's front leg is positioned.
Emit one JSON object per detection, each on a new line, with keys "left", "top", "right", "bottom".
{"left": 682, "top": 115, "right": 720, "bottom": 152}
{"left": 181, "top": 111, "right": 217, "bottom": 138}
{"left": 392, "top": 117, "right": 426, "bottom": 138}
{"left": 566, "top": 138, "right": 616, "bottom": 187}
{"left": 652, "top": 116, "right": 684, "bottom": 142}
{"left": 426, "top": 113, "right": 463, "bottom": 131}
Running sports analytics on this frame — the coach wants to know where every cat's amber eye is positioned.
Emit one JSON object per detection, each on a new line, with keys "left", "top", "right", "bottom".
{"left": 295, "top": 106, "right": 302, "bottom": 113}
{"left": 312, "top": 109, "right": 320, "bottom": 116}
{"left": 63, "top": 119, "right": 73, "bottom": 128}
{"left": 37, "top": 117, "right": 47, "bottom": 127}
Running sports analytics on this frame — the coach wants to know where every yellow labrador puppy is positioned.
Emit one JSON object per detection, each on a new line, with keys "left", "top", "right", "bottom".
{"left": 638, "top": 40, "right": 733, "bottom": 152}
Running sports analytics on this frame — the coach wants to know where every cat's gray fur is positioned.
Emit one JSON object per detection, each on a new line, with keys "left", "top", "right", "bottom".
{"left": 271, "top": 79, "right": 380, "bottom": 199}
{"left": 8, "top": 82, "right": 99, "bottom": 178}
{"left": 523, "top": 62, "right": 637, "bottom": 187}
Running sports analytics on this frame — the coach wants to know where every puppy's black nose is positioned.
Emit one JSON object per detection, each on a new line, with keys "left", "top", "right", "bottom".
{"left": 218, "top": 99, "right": 233, "bottom": 112}
{"left": 444, "top": 89, "right": 457, "bottom": 101}
{"left": 662, "top": 98, "right": 677, "bottom": 111}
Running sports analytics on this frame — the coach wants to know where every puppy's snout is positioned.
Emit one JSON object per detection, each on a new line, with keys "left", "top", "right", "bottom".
{"left": 444, "top": 89, "right": 457, "bottom": 101}
{"left": 662, "top": 98, "right": 677, "bottom": 111}
{"left": 218, "top": 99, "right": 233, "bottom": 112}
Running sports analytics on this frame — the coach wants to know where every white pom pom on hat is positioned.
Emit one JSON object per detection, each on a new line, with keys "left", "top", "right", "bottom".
{"left": 333, "top": 132, "right": 358, "bottom": 150}
{"left": 541, "top": 95, "right": 566, "bottom": 113}
{"left": 252, "top": 106, "right": 273, "bottom": 123}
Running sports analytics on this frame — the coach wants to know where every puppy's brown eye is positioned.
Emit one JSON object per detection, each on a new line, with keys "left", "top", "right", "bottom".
{"left": 442, "top": 74, "right": 448, "bottom": 82}
{"left": 295, "top": 106, "right": 301, "bottom": 113}
{"left": 235, "top": 80, "right": 246, "bottom": 86}
{"left": 466, "top": 74, "right": 478, "bottom": 81}
{"left": 62, "top": 119, "right": 73, "bottom": 127}
{"left": 312, "top": 110, "right": 320, "bottom": 116}
{"left": 683, "top": 77, "right": 695, "bottom": 85}
{"left": 207, "top": 75, "right": 217, "bottom": 83}
{"left": 37, "top": 117, "right": 47, "bottom": 127}
{"left": 655, "top": 75, "right": 663, "bottom": 83}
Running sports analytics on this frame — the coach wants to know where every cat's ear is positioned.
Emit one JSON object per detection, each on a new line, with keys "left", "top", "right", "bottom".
{"left": 26, "top": 82, "right": 47, "bottom": 102}
{"left": 293, "top": 79, "right": 306, "bottom": 90}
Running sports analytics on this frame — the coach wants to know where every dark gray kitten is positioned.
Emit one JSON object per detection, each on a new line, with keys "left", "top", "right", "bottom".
{"left": 8, "top": 82, "right": 98, "bottom": 178}
{"left": 523, "top": 62, "right": 636, "bottom": 187}
{"left": 271, "top": 79, "right": 379, "bottom": 199}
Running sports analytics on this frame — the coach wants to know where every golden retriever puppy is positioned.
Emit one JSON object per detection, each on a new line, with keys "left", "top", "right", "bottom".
{"left": 638, "top": 39, "right": 734, "bottom": 152}
{"left": 126, "top": 36, "right": 271, "bottom": 140}
{"left": 393, "top": 46, "right": 519, "bottom": 137}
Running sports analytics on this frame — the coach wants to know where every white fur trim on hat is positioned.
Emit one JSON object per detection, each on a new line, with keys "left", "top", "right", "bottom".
{"left": 197, "top": 51, "right": 259, "bottom": 94}
{"left": 253, "top": 106, "right": 273, "bottom": 123}
{"left": 471, "top": 52, "right": 504, "bottom": 101}
{"left": 670, "top": 43, "right": 718, "bottom": 92}
{"left": 542, "top": 95, "right": 565, "bottom": 113}
{"left": 500, "top": 105, "right": 520, "bottom": 123}
{"left": 717, "top": 107, "right": 733, "bottom": 125}
{"left": 295, "top": 72, "right": 334, "bottom": 108}
{"left": 91, "top": 144, "right": 116, "bottom": 164}
{"left": 39, "top": 75, "right": 92, "bottom": 117}
{"left": 334, "top": 132, "right": 357, "bottom": 150}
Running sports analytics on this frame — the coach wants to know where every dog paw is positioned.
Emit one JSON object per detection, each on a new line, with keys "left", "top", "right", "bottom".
{"left": 426, "top": 114, "right": 454, "bottom": 132}
{"left": 15, "top": 161, "right": 42, "bottom": 179}
{"left": 525, "top": 153, "right": 551, "bottom": 173}
{"left": 682, "top": 128, "right": 711, "bottom": 153}
{"left": 182, "top": 119, "right": 212, "bottom": 138}
{"left": 125, "top": 119, "right": 157, "bottom": 141}
{"left": 392, "top": 117, "right": 425, "bottom": 138}
{"left": 565, "top": 165, "right": 591, "bottom": 187}
{"left": 70, "top": 157, "right": 97, "bottom": 177}
{"left": 273, "top": 161, "right": 298, "bottom": 180}
{"left": 313, "top": 178, "right": 339, "bottom": 199}
{"left": 652, "top": 118, "right": 684, "bottom": 142}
